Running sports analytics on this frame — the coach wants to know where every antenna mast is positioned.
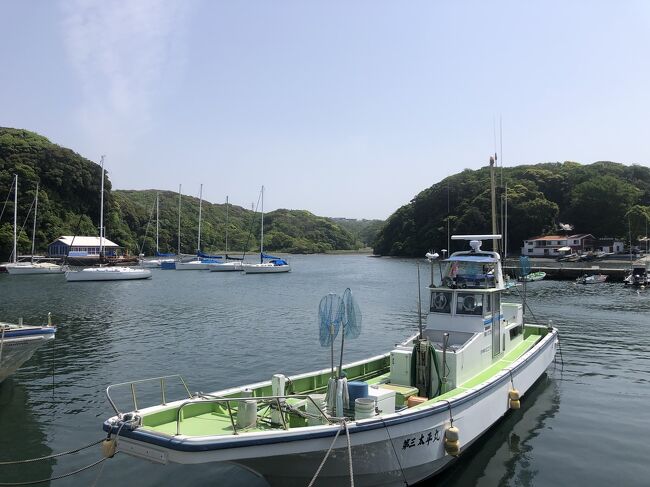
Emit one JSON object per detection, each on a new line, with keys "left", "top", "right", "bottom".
{"left": 489, "top": 155, "right": 498, "bottom": 253}
{"left": 99, "top": 155, "right": 105, "bottom": 257}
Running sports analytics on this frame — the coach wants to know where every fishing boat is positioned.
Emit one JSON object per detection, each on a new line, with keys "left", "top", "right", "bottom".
{"left": 576, "top": 274, "right": 608, "bottom": 285}
{"left": 65, "top": 156, "right": 152, "bottom": 282}
{"left": 242, "top": 186, "right": 291, "bottom": 274}
{"left": 0, "top": 314, "right": 56, "bottom": 382}
{"left": 3, "top": 177, "right": 63, "bottom": 275}
{"left": 517, "top": 271, "right": 546, "bottom": 282}
{"left": 102, "top": 234, "right": 558, "bottom": 486}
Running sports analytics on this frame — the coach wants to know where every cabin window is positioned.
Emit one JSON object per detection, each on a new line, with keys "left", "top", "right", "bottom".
{"left": 456, "top": 293, "right": 484, "bottom": 315}
{"left": 430, "top": 291, "right": 452, "bottom": 314}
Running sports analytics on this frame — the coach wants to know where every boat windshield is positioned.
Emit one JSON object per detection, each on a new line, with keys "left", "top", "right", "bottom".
{"left": 441, "top": 258, "right": 496, "bottom": 289}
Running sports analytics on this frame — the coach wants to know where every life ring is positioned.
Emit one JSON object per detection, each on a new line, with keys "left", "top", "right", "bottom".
{"left": 433, "top": 293, "right": 448, "bottom": 310}
{"left": 462, "top": 295, "right": 476, "bottom": 312}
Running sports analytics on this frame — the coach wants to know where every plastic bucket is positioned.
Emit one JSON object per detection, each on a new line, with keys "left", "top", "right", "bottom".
{"left": 354, "top": 398, "right": 376, "bottom": 420}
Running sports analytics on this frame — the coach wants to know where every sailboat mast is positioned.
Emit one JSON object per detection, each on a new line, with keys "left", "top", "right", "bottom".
{"left": 156, "top": 193, "right": 159, "bottom": 254}
{"left": 197, "top": 184, "right": 203, "bottom": 253}
{"left": 12, "top": 175, "right": 17, "bottom": 264}
{"left": 99, "top": 156, "right": 105, "bottom": 256}
{"left": 177, "top": 184, "right": 182, "bottom": 255}
{"left": 225, "top": 196, "right": 229, "bottom": 254}
{"left": 489, "top": 155, "right": 498, "bottom": 252}
{"left": 260, "top": 186, "right": 264, "bottom": 263}
{"left": 31, "top": 182, "right": 39, "bottom": 263}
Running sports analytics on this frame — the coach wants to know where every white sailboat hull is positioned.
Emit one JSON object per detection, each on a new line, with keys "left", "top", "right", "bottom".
{"left": 65, "top": 267, "right": 152, "bottom": 281}
{"left": 109, "top": 331, "right": 556, "bottom": 486}
{"left": 175, "top": 260, "right": 211, "bottom": 270}
{"left": 5, "top": 262, "right": 64, "bottom": 274}
{"left": 242, "top": 263, "right": 291, "bottom": 274}
{"left": 208, "top": 262, "right": 243, "bottom": 272}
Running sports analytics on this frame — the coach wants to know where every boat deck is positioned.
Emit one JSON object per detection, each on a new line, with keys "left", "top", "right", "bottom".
{"left": 138, "top": 329, "right": 546, "bottom": 438}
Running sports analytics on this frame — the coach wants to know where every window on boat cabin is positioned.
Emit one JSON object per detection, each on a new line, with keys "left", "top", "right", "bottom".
{"left": 443, "top": 260, "right": 495, "bottom": 289}
{"left": 430, "top": 291, "right": 452, "bottom": 313}
{"left": 456, "top": 292, "right": 485, "bottom": 316}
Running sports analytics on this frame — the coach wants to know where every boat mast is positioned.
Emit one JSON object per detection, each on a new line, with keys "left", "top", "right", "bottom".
{"left": 99, "top": 155, "right": 105, "bottom": 257}
{"left": 197, "top": 184, "right": 203, "bottom": 253}
{"left": 12, "top": 174, "right": 17, "bottom": 264}
{"left": 156, "top": 192, "right": 159, "bottom": 254}
{"left": 31, "top": 182, "right": 39, "bottom": 263}
{"left": 225, "top": 196, "right": 229, "bottom": 254}
{"left": 177, "top": 184, "right": 182, "bottom": 255}
{"left": 260, "top": 186, "right": 264, "bottom": 263}
{"left": 489, "top": 155, "right": 498, "bottom": 252}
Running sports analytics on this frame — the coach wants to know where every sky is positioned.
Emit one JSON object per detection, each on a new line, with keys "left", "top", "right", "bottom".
{"left": 2, "top": 1, "right": 650, "bottom": 220}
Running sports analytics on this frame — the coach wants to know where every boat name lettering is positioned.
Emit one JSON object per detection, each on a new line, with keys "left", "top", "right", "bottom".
{"left": 402, "top": 429, "right": 440, "bottom": 450}
{"left": 480, "top": 346, "right": 491, "bottom": 354}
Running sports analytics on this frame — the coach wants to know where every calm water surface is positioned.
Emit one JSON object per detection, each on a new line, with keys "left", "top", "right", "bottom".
{"left": 0, "top": 254, "right": 649, "bottom": 486}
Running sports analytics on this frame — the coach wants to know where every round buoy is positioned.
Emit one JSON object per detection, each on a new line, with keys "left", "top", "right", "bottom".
{"left": 509, "top": 388, "right": 521, "bottom": 409}
{"left": 101, "top": 438, "right": 117, "bottom": 458}
{"left": 444, "top": 426, "right": 461, "bottom": 456}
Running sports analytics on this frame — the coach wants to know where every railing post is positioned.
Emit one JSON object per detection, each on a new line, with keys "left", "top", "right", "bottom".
{"left": 225, "top": 400, "right": 238, "bottom": 435}
{"left": 275, "top": 398, "right": 288, "bottom": 430}
{"left": 161, "top": 378, "right": 166, "bottom": 405}
{"left": 131, "top": 383, "right": 138, "bottom": 412}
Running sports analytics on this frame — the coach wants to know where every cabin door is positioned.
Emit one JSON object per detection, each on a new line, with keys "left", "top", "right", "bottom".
{"left": 492, "top": 294, "right": 501, "bottom": 357}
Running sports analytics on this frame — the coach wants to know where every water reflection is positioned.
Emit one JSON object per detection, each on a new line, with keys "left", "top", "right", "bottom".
{"left": 432, "top": 375, "right": 559, "bottom": 487}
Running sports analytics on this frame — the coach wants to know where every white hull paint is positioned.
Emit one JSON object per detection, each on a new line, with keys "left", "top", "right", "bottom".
{"left": 111, "top": 331, "right": 556, "bottom": 486}
{"left": 208, "top": 262, "right": 243, "bottom": 272}
{"left": 175, "top": 260, "right": 211, "bottom": 270}
{"left": 65, "top": 267, "right": 152, "bottom": 281}
{"left": 242, "top": 263, "right": 291, "bottom": 274}
{"left": 5, "top": 262, "right": 64, "bottom": 274}
{"left": 0, "top": 326, "right": 56, "bottom": 382}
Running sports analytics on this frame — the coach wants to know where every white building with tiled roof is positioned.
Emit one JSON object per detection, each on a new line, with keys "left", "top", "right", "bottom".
{"left": 521, "top": 234, "right": 624, "bottom": 256}
{"left": 48, "top": 236, "right": 120, "bottom": 257}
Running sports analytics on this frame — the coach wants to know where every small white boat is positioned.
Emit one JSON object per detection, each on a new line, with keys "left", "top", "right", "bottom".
{"left": 1, "top": 315, "right": 56, "bottom": 382}
{"left": 102, "top": 235, "right": 557, "bottom": 486}
{"left": 5, "top": 262, "right": 63, "bottom": 275}
{"left": 518, "top": 271, "right": 546, "bottom": 282}
{"left": 242, "top": 259, "right": 291, "bottom": 274}
{"left": 65, "top": 266, "right": 152, "bottom": 281}
{"left": 576, "top": 274, "right": 608, "bottom": 284}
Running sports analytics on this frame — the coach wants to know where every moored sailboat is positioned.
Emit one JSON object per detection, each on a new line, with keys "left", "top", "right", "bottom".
{"left": 65, "top": 156, "right": 151, "bottom": 282}
{"left": 4, "top": 178, "right": 63, "bottom": 275}
{"left": 242, "top": 186, "right": 291, "bottom": 274}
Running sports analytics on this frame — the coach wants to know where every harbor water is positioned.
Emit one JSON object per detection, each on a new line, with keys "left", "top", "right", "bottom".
{"left": 1, "top": 254, "right": 649, "bottom": 486}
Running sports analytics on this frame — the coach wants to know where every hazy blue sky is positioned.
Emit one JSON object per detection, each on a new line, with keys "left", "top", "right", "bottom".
{"left": 2, "top": 1, "right": 649, "bottom": 219}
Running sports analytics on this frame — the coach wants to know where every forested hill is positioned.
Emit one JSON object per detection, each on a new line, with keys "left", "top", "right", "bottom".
{"left": 0, "top": 127, "right": 368, "bottom": 259}
{"left": 374, "top": 161, "right": 650, "bottom": 257}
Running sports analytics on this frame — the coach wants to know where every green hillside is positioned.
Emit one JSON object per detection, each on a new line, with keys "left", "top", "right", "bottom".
{"left": 0, "top": 127, "right": 361, "bottom": 259}
{"left": 374, "top": 161, "right": 650, "bottom": 257}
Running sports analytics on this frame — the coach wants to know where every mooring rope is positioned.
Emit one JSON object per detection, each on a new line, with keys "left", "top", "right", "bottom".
{"left": 0, "top": 438, "right": 104, "bottom": 465}
{"left": 0, "top": 456, "right": 115, "bottom": 486}
{"left": 308, "top": 419, "right": 357, "bottom": 487}
{"left": 381, "top": 418, "right": 408, "bottom": 486}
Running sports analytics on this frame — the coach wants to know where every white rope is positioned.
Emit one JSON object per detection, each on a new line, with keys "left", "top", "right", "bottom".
{"left": 343, "top": 421, "right": 354, "bottom": 487}
{"left": 307, "top": 422, "right": 346, "bottom": 487}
